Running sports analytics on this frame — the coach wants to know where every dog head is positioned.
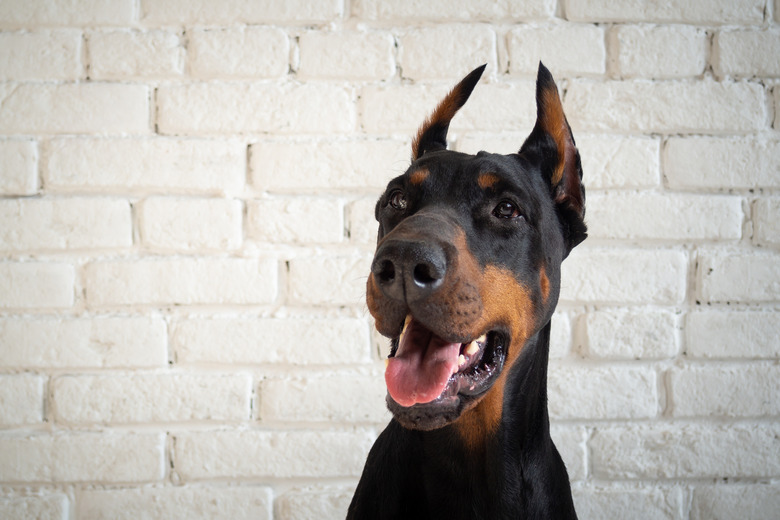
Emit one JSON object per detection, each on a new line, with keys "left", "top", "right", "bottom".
{"left": 366, "top": 64, "right": 585, "bottom": 431}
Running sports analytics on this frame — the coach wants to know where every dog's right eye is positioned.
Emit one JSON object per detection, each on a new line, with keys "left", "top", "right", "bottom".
{"left": 388, "top": 189, "right": 407, "bottom": 210}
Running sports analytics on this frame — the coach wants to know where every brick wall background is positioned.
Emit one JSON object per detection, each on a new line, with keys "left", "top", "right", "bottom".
{"left": 0, "top": 0, "right": 778, "bottom": 518}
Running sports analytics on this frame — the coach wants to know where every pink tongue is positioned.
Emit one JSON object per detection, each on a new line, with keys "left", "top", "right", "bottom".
{"left": 385, "top": 318, "right": 461, "bottom": 407}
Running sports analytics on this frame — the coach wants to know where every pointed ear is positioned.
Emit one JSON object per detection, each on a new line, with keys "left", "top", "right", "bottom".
{"left": 412, "top": 64, "right": 486, "bottom": 160}
{"left": 520, "top": 62, "right": 586, "bottom": 252}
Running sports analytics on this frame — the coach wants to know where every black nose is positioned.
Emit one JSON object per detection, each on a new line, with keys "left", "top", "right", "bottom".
{"left": 371, "top": 239, "right": 447, "bottom": 303}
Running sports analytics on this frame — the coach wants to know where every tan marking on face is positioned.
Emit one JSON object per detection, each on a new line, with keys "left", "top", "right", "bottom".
{"left": 410, "top": 169, "right": 429, "bottom": 185}
{"left": 446, "top": 232, "right": 535, "bottom": 449}
{"left": 540, "top": 266, "right": 550, "bottom": 302}
{"left": 477, "top": 172, "right": 499, "bottom": 190}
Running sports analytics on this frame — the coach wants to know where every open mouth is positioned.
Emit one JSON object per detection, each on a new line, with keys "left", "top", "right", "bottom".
{"left": 385, "top": 315, "right": 506, "bottom": 408}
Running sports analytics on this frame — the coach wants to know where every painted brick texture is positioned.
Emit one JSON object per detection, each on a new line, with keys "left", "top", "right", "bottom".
{"left": 0, "top": 2, "right": 777, "bottom": 519}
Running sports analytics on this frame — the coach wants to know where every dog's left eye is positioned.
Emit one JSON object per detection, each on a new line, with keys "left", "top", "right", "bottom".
{"left": 388, "top": 189, "right": 407, "bottom": 210}
{"left": 493, "top": 201, "right": 523, "bottom": 219}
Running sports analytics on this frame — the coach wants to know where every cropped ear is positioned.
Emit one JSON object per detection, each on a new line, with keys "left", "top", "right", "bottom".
{"left": 412, "top": 64, "right": 486, "bottom": 160}
{"left": 520, "top": 62, "right": 586, "bottom": 253}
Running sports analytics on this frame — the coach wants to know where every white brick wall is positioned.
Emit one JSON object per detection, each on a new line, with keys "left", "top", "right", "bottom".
{"left": 0, "top": 2, "right": 777, "bottom": 519}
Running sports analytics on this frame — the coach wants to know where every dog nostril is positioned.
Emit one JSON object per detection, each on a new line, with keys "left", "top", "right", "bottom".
{"left": 376, "top": 259, "right": 396, "bottom": 284}
{"left": 413, "top": 262, "right": 441, "bottom": 287}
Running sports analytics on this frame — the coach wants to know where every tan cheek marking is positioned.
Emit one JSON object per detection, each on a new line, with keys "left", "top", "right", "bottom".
{"left": 478, "top": 172, "right": 499, "bottom": 190}
{"left": 456, "top": 263, "right": 536, "bottom": 450}
{"left": 366, "top": 273, "right": 392, "bottom": 336}
{"left": 410, "top": 169, "right": 429, "bottom": 185}
{"left": 540, "top": 266, "right": 550, "bottom": 302}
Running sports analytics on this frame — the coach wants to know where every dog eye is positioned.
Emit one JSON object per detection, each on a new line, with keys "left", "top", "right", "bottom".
{"left": 493, "top": 200, "right": 522, "bottom": 219}
{"left": 388, "top": 189, "right": 407, "bottom": 210}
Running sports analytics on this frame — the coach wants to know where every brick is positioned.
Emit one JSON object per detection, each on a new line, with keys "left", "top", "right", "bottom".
{"left": 260, "top": 369, "right": 389, "bottom": 423}
{"left": 348, "top": 197, "right": 380, "bottom": 244}
{"left": 775, "top": 86, "right": 780, "bottom": 129}
{"left": 665, "top": 138, "right": 780, "bottom": 189}
{"left": 0, "top": 0, "right": 134, "bottom": 28}
{"left": 507, "top": 25, "right": 605, "bottom": 76}
{"left": 174, "top": 429, "right": 374, "bottom": 479}
{"left": 560, "top": 248, "right": 687, "bottom": 304}
{"left": 0, "top": 198, "right": 132, "bottom": 251}
{"left": 753, "top": 198, "right": 780, "bottom": 246}
{"left": 353, "top": 0, "right": 555, "bottom": 20}
{"left": 0, "top": 495, "right": 68, "bottom": 520}
{"left": 0, "top": 262, "right": 74, "bottom": 309}
{"left": 139, "top": 197, "right": 242, "bottom": 251}
{"left": 248, "top": 197, "right": 342, "bottom": 244}
{"left": 287, "top": 253, "right": 372, "bottom": 306}
{"left": 691, "top": 484, "right": 780, "bottom": 520}
{"left": 0, "top": 316, "right": 167, "bottom": 368}
{"left": 715, "top": 29, "right": 780, "bottom": 78}
{"left": 53, "top": 373, "right": 251, "bottom": 424}
{"left": 88, "top": 29, "right": 183, "bottom": 79}
{"left": 399, "top": 25, "right": 496, "bottom": 80}
{"left": 141, "top": 0, "right": 342, "bottom": 24}
{"left": 611, "top": 25, "right": 706, "bottom": 79}
{"left": 0, "top": 432, "right": 165, "bottom": 483}
{"left": 590, "top": 423, "right": 780, "bottom": 479}
{"left": 698, "top": 252, "right": 780, "bottom": 303}
{"left": 549, "top": 425, "right": 586, "bottom": 481}
{"left": 457, "top": 134, "right": 660, "bottom": 189}
{"left": 361, "top": 81, "right": 536, "bottom": 134}
{"left": 44, "top": 138, "right": 245, "bottom": 195}
{"left": 573, "top": 486, "right": 683, "bottom": 520}
{"left": 584, "top": 310, "right": 679, "bottom": 359}
{"left": 0, "top": 374, "right": 43, "bottom": 426}
{"left": 276, "top": 486, "right": 353, "bottom": 520}
{"left": 78, "top": 486, "right": 272, "bottom": 520}
{"left": 564, "top": 0, "right": 764, "bottom": 24}
{"left": 0, "top": 140, "right": 37, "bottom": 195}
{"left": 299, "top": 31, "right": 394, "bottom": 80}
{"left": 565, "top": 80, "right": 765, "bottom": 134}
{"left": 585, "top": 192, "right": 742, "bottom": 241}
{"left": 0, "top": 83, "right": 149, "bottom": 135}
{"left": 250, "top": 139, "right": 408, "bottom": 192}
{"left": 157, "top": 83, "right": 354, "bottom": 135}
{"left": 686, "top": 311, "right": 780, "bottom": 359}
{"left": 549, "top": 311, "right": 572, "bottom": 359}
{"left": 670, "top": 364, "right": 780, "bottom": 418}
{"left": 173, "top": 316, "right": 371, "bottom": 365}
{"left": 0, "top": 30, "right": 81, "bottom": 80}
{"left": 189, "top": 26, "right": 288, "bottom": 79}
{"left": 548, "top": 364, "right": 657, "bottom": 419}
{"left": 87, "top": 258, "right": 277, "bottom": 307}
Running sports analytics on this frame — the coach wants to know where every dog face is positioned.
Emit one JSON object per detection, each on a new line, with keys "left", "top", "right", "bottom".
{"left": 366, "top": 64, "right": 585, "bottom": 431}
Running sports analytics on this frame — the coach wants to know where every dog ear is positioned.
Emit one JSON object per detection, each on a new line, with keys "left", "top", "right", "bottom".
{"left": 520, "top": 62, "right": 586, "bottom": 252}
{"left": 412, "top": 64, "right": 486, "bottom": 160}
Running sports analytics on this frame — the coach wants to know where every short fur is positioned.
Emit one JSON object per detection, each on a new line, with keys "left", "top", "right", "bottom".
{"left": 349, "top": 63, "right": 585, "bottom": 519}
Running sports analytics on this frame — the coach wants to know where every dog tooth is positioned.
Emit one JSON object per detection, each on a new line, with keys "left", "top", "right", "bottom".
{"left": 476, "top": 334, "right": 487, "bottom": 345}
{"left": 458, "top": 354, "right": 467, "bottom": 367}
{"left": 465, "top": 341, "right": 480, "bottom": 356}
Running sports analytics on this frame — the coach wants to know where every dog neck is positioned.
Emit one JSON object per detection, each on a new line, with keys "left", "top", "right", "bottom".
{"left": 454, "top": 320, "right": 553, "bottom": 452}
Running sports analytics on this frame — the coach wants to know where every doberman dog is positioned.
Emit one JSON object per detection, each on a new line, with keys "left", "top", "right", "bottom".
{"left": 348, "top": 63, "right": 586, "bottom": 519}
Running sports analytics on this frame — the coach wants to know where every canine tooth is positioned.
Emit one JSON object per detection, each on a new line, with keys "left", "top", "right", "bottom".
{"left": 458, "top": 354, "right": 467, "bottom": 367}
{"left": 476, "top": 334, "right": 487, "bottom": 345}
{"left": 399, "top": 315, "right": 412, "bottom": 343}
{"left": 465, "top": 341, "right": 480, "bottom": 356}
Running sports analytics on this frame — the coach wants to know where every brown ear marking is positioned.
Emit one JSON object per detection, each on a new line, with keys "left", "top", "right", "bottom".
{"left": 520, "top": 63, "right": 586, "bottom": 251}
{"left": 412, "top": 64, "right": 487, "bottom": 160}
